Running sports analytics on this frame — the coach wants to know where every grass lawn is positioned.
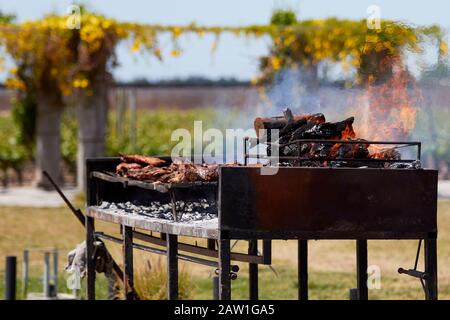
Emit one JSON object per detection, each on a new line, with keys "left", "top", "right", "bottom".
{"left": 1, "top": 200, "right": 449, "bottom": 300}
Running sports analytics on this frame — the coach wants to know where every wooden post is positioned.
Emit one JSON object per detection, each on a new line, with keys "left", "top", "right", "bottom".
{"left": 123, "top": 226, "right": 134, "bottom": 300}
{"left": 424, "top": 237, "right": 438, "bottom": 300}
{"left": 86, "top": 216, "right": 96, "bottom": 300}
{"left": 356, "top": 240, "right": 368, "bottom": 300}
{"left": 167, "top": 234, "right": 179, "bottom": 300}
{"left": 248, "top": 239, "right": 258, "bottom": 300}
{"left": 218, "top": 234, "right": 231, "bottom": 300}
{"left": 298, "top": 240, "right": 308, "bottom": 300}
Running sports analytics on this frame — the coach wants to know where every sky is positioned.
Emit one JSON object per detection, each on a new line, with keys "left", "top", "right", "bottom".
{"left": 1, "top": 0, "right": 449, "bottom": 81}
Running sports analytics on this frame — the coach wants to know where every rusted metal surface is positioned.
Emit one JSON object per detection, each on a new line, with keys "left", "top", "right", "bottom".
{"left": 219, "top": 166, "right": 438, "bottom": 239}
{"left": 86, "top": 156, "right": 438, "bottom": 300}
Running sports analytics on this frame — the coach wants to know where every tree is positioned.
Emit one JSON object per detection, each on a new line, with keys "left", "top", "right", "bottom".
{"left": 1, "top": 16, "right": 77, "bottom": 188}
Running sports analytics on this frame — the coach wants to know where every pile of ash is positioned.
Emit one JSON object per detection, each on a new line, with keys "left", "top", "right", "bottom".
{"left": 98, "top": 199, "right": 217, "bottom": 222}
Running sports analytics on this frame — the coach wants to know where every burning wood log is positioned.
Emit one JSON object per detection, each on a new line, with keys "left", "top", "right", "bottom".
{"left": 254, "top": 111, "right": 326, "bottom": 139}
{"left": 370, "top": 148, "right": 401, "bottom": 160}
{"left": 289, "top": 117, "right": 355, "bottom": 141}
{"left": 258, "top": 108, "right": 406, "bottom": 167}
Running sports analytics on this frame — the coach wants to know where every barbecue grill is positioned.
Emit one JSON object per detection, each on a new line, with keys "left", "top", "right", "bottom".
{"left": 85, "top": 138, "right": 438, "bottom": 300}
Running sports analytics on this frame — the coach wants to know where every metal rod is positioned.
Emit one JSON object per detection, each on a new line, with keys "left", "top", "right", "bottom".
{"left": 219, "top": 236, "right": 231, "bottom": 300}
{"left": 207, "top": 239, "right": 216, "bottom": 250}
{"left": 43, "top": 170, "right": 128, "bottom": 292}
{"left": 247, "top": 138, "right": 421, "bottom": 146}
{"left": 213, "top": 276, "right": 219, "bottom": 300}
{"left": 298, "top": 240, "right": 308, "bottom": 300}
{"left": 123, "top": 226, "right": 135, "bottom": 300}
{"left": 244, "top": 137, "right": 248, "bottom": 166}
{"left": 96, "top": 232, "right": 222, "bottom": 268}
{"left": 22, "top": 250, "right": 29, "bottom": 298}
{"left": 245, "top": 155, "right": 418, "bottom": 163}
{"left": 414, "top": 239, "right": 422, "bottom": 270}
{"left": 356, "top": 240, "right": 368, "bottom": 300}
{"left": 248, "top": 240, "right": 258, "bottom": 300}
{"left": 131, "top": 231, "right": 265, "bottom": 264}
{"left": 42, "top": 171, "right": 85, "bottom": 226}
{"left": 398, "top": 268, "right": 428, "bottom": 280}
{"left": 53, "top": 249, "right": 58, "bottom": 296}
{"left": 262, "top": 240, "right": 272, "bottom": 265}
{"left": 424, "top": 238, "right": 438, "bottom": 300}
{"left": 417, "top": 143, "right": 422, "bottom": 161}
{"left": 86, "top": 216, "right": 96, "bottom": 300}
{"left": 167, "top": 234, "right": 179, "bottom": 300}
{"left": 43, "top": 252, "right": 50, "bottom": 297}
{"left": 5, "top": 256, "right": 17, "bottom": 300}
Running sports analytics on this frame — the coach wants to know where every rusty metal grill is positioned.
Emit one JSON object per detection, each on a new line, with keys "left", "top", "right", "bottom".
{"left": 84, "top": 137, "right": 438, "bottom": 301}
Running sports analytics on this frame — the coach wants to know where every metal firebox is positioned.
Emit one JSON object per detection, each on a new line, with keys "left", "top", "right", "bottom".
{"left": 220, "top": 166, "right": 437, "bottom": 239}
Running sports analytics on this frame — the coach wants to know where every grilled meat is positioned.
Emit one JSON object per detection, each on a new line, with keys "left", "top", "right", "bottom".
{"left": 120, "top": 155, "right": 166, "bottom": 167}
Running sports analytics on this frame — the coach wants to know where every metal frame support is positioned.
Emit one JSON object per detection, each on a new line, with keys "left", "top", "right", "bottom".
{"left": 248, "top": 239, "right": 258, "bottom": 300}
{"left": 213, "top": 276, "right": 219, "bottom": 300}
{"left": 424, "top": 237, "right": 438, "bottom": 300}
{"left": 356, "top": 239, "right": 368, "bottom": 300}
{"left": 298, "top": 240, "right": 308, "bottom": 300}
{"left": 43, "top": 252, "right": 51, "bottom": 297}
{"left": 218, "top": 234, "right": 231, "bottom": 300}
{"left": 53, "top": 250, "right": 58, "bottom": 295}
{"left": 5, "top": 256, "right": 17, "bottom": 300}
{"left": 123, "top": 226, "right": 135, "bottom": 300}
{"left": 86, "top": 216, "right": 96, "bottom": 300}
{"left": 167, "top": 233, "right": 179, "bottom": 300}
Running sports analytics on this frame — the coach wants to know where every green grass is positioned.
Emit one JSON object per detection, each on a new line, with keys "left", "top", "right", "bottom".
{"left": 191, "top": 269, "right": 437, "bottom": 300}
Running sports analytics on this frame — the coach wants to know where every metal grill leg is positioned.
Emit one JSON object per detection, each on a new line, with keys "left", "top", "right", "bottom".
{"left": 248, "top": 239, "right": 258, "bottom": 300}
{"left": 298, "top": 240, "right": 308, "bottom": 300}
{"left": 86, "top": 216, "right": 96, "bottom": 300}
{"left": 424, "top": 238, "right": 438, "bottom": 300}
{"left": 167, "top": 234, "right": 179, "bottom": 300}
{"left": 123, "top": 226, "right": 134, "bottom": 300}
{"left": 218, "top": 235, "right": 231, "bottom": 300}
{"left": 356, "top": 239, "right": 368, "bottom": 300}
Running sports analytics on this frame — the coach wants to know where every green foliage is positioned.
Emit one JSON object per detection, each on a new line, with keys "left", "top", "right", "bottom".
{"left": 61, "top": 108, "right": 79, "bottom": 173}
{"left": 11, "top": 94, "right": 37, "bottom": 152}
{"left": 411, "top": 107, "right": 450, "bottom": 163}
{"left": 0, "top": 114, "right": 27, "bottom": 175}
{"left": 106, "top": 108, "right": 216, "bottom": 156}
{"left": 270, "top": 9, "right": 297, "bottom": 26}
{"left": 0, "top": 11, "right": 15, "bottom": 24}
{"left": 51, "top": 108, "right": 218, "bottom": 168}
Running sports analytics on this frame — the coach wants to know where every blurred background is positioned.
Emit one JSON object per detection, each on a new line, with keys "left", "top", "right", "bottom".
{"left": 0, "top": 0, "right": 449, "bottom": 300}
